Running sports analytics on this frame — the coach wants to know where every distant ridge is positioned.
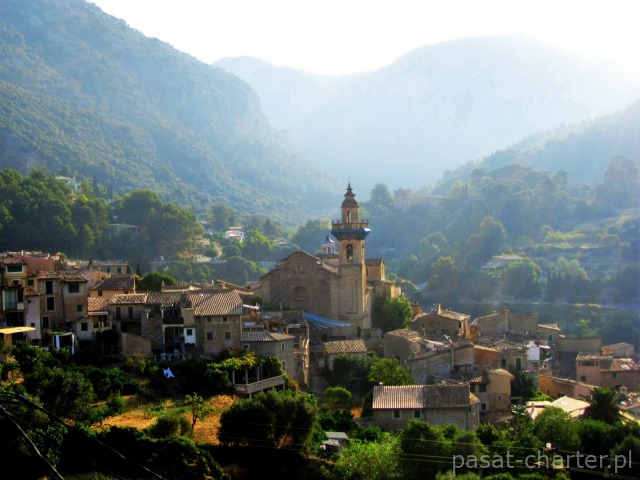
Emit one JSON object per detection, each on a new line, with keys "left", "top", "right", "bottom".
{"left": 216, "top": 36, "right": 640, "bottom": 192}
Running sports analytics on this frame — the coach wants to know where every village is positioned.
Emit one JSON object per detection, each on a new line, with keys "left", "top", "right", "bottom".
{"left": 1, "top": 185, "right": 638, "bottom": 446}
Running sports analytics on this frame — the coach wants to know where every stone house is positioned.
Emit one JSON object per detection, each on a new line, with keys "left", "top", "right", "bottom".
{"left": 90, "top": 274, "right": 136, "bottom": 300}
{"left": 109, "top": 293, "right": 148, "bottom": 336}
{"left": 36, "top": 271, "right": 88, "bottom": 330}
{"left": 408, "top": 341, "right": 475, "bottom": 384}
{"left": 538, "top": 373, "right": 597, "bottom": 400}
{"left": 324, "top": 338, "right": 368, "bottom": 370}
{"left": 576, "top": 353, "right": 640, "bottom": 392}
{"left": 409, "top": 305, "right": 470, "bottom": 339}
{"left": 601, "top": 342, "right": 635, "bottom": 357}
{"left": 191, "top": 289, "right": 244, "bottom": 357}
{"left": 383, "top": 329, "right": 432, "bottom": 365}
{"left": 372, "top": 384, "right": 480, "bottom": 431}
{"left": 241, "top": 330, "right": 296, "bottom": 379}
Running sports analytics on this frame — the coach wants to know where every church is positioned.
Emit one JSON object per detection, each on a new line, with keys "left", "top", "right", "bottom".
{"left": 257, "top": 184, "right": 402, "bottom": 338}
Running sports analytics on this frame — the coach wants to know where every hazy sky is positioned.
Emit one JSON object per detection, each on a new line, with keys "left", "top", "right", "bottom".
{"left": 90, "top": 0, "right": 640, "bottom": 78}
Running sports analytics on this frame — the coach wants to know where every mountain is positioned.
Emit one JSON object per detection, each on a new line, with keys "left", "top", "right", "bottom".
{"left": 444, "top": 99, "right": 640, "bottom": 187}
{"left": 215, "top": 37, "right": 640, "bottom": 192}
{"left": 0, "top": 0, "right": 341, "bottom": 223}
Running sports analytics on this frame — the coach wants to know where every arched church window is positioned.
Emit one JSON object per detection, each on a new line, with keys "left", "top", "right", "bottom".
{"left": 346, "top": 210, "right": 351, "bottom": 223}
{"left": 346, "top": 244, "right": 353, "bottom": 261}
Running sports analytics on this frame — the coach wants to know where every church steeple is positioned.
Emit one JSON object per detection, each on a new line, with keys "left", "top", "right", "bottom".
{"left": 341, "top": 183, "right": 360, "bottom": 224}
{"left": 331, "top": 184, "right": 370, "bottom": 264}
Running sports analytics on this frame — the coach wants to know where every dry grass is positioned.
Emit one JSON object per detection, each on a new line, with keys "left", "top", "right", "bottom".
{"left": 98, "top": 394, "right": 237, "bottom": 444}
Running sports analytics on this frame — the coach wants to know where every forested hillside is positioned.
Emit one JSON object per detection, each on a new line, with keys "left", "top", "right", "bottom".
{"left": 0, "top": 0, "right": 340, "bottom": 222}
{"left": 445, "top": 100, "right": 640, "bottom": 187}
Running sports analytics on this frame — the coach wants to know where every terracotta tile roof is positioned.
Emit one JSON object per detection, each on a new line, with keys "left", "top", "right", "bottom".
{"left": 425, "top": 384, "right": 476, "bottom": 408}
{"left": 93, "top": 275, "right": 136, "bottom": 291}
{"left": 373, "top": 384, "right": 475, "bottom": 410}
{"left": 576, "top": 352, "right": 602, "bottom": 361}
{"left": 385, "top": 329, "right": 423, "bottom": 341}
{"left": 605, "top": 358, "right": 640, "bottom": 371}
{"left": 241, "top": 331, "right": 295, "bottom": 342}
{"left": 36, "top": 271, "right": 88, "bottom": 282}
{"left": 145, "top": 291, "right": 185, "bottom": 307}
{"left": 373, "top": 385, "right": 424, "bottom": 409}
{"left": 324, "top": 339, "right": 368, "bottom": 355}
{"left": 188, "top": 290, "right": 243, "bottom": 316}
{"left": 109, "top": 294, "right": 148, "bottom": 305}
{"left": 451, "top": 369, "right": 489, "bottom": 384}
{"left": 88, "top": 297, "right": 110, "bottom": 313}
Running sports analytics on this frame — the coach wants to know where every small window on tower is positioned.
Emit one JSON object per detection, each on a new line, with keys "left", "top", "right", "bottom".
{"left": 346, "top": 244, "right": 353, "bottom": 261}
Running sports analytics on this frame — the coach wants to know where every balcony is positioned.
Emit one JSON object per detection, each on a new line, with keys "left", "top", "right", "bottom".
{"left": 233, "top": 374, "right": 287, "bottom": 396}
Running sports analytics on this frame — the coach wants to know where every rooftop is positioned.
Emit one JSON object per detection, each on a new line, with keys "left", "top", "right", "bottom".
{"left": 324, "top": 339, "right": 368, "bottom": 355}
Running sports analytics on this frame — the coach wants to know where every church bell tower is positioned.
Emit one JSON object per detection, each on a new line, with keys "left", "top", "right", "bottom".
{"left": 330, "top": 184, "right": 371, "bottom": 330}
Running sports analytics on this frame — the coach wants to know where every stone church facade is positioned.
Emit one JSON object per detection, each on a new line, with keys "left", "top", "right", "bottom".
{"left": 258, "top": 184, "right": 402, "bottom": 338}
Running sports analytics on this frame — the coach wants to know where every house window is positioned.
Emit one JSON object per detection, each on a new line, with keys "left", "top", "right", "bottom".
{"left": 469, "top": 384, "right": 475, "bottom": 393}
{"left": 45, "top": 281, "right": 53, "bottom": 295}
{"left": 186, "top": 329, "right": 193, "bottom": 336}
{"left": 27, "top": 279, "right": 34, "bottom": 286}
{"left": 128, "top": 307, "right": 134, "bottom": 319}
{"left": 612, "top": 372, "right": 617, "bottom": 379}
{"left": 76, "top": 304, "right": 83, "bottom": 313}
{"left": 481, "top": 403, "right": 487, "bottom": 411}
{"left": 7, "top": 265, "right": 23, "bottom": 273}
{"left": 117, "top": 267, "right": 122, "bottom": 274}
{"left": 81, "top": 322, "right": 88, "bottom": 331}
{"left": 479, "top": 384, "right": 487, "bottom": 393}
{"left": 515, "top": 358, "right": 522, "bottom": 370}
{"left": 413, "top": 410, "right": 421, "bottom": 419}
{"left": 281, "top": 342, "right": 285, "bottom": 350}
{"left": 46, "top": 297, "right": 55, "bottom": 311}
{"left": 207, "top": 332, "right": 213, "bottom": 341}
{"left": 501, "top": 358, "right": 507, "bottom": 368}
{"left": 223, "top": 317, "right": 228, "bottom": 322}
{"left": 207, "top": 317, "right": 211, "bottom": 322}
{"left": 116, "top": 307, "right": 121, "bottom": 320}
{"left": 98, "top": 290, "right": 103, "bottom": 297}
{"left": 68, "top": 283, "right": 80, "bottom": 293}
{"left": 30, "top": 323, "right": 35, "bottom": 328}
{"left": 224, "top": 332, "right": 231, "bottom": 340}
{"left": 580, "top": 375, "right": 587, "bottom": 382}
{"left": 392, "top": 410, "right": 401, "bottom": 419}
{"left": 243, "top": 344, "right": 249, "bottom": 350}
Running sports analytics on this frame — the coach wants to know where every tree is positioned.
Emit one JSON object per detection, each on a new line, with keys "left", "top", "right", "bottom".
{"left": 583, "top": 387, "right": 622, "bottom": 424}
{"left": 502, "top": 258, "right": 541, "bottom": 299}
{"left": 330, "top": 435, "right": 400, "bottom": 480}
{"left": 368, "top": 358, "right": 414, "bottom": 387}
{"left": 465, "top": 216, "right": 507, "bottom": 266}
{"left": 381, "top": 296, "right": 413, "bottom": 332}
{"left": 26, "top": 367, "right": 96, "bottom": 423}
{"left": 325, "top": 387, "right": 352, "bottom": 408}
{"left": 183, "top": 393, "right": 215, "bottom": 429}
{"left": 532, "top": 407, "right": 579, "bottom": 452}
{"left": 218, "top": 390, "right": 319, "bottom": 454}
{"left": 291, "top": 218, "right": 332, "bottom": 253}
{"left": 136, "top": 272, "right": 177, "bottom": 291}
{"left": 609, "top": 434, "right": 640, "bottom": 478}
{"left": 400, "top": 420, "right": 451, "bottom": 479}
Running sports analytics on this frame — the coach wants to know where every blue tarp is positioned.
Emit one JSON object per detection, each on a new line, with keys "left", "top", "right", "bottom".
{"left": 304, "top": 312, "right": 351, "bottom": 330}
